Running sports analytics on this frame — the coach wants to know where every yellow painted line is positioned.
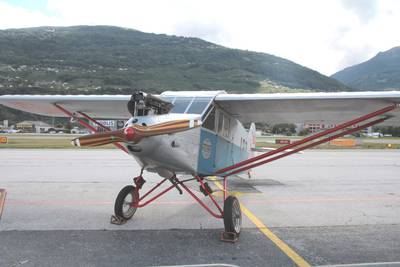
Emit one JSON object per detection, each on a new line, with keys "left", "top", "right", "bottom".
{"left": 212, "top": 179, "right": 310, "bottom": 267}
{"left": 240, "top": 204, "right": 311, "bottom": 267}
{"left": 0, "top": 189, "right": 6, "bottom": 219}
{"left": 209, "top": 177, "right": 261, "bottom": 198}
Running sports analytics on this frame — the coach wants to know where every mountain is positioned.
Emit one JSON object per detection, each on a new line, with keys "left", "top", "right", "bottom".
{"left": 332, "top": 47, "right": 400, "bottom": 90}
{"left": 0, "top": 26, "right": 353, "bottom": 124}
{"left": 0, "top": 25, "right": 350, "bottom": 96}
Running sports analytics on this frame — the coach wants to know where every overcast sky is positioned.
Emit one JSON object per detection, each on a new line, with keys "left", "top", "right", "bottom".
{"left": 0, "top": 0, "right": 399, "bottom": 75}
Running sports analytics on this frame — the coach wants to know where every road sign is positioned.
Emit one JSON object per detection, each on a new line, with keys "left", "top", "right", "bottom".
{"left": 275, "top": 139, "right": 290, "bottom": 145}
{"left": 0, "top": 136, "right": 7, "bottom": 144}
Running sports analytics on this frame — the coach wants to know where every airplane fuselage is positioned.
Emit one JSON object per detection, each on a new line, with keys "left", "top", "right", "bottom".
{"left": 123, "top": 105, "right": 254, "bottom": 178}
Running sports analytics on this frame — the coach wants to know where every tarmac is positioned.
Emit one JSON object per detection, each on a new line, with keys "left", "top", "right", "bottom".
{"left": 0, "top": 149, "right": 399, "bottom": 266}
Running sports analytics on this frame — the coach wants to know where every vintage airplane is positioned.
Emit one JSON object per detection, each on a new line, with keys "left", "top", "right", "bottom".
{"left": 1, "top": 90, "right": 400, "bottom": 238}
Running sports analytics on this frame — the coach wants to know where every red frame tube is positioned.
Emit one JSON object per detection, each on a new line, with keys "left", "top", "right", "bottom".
{"left": 77, "top": 111, "right": 112, "bottom": 131}
{"left": 180, "top": 182, "right": 223, "bottom": 219}
{"left": 55, "top": 102, "right": 398, "bottom": 222}
{"left": 53, "top": 104, "right": 128, "bottom": 153}
{"left": 134, "top": 176, "right": 224, "bottom": 218}
{"left": 195, "top": 176, "right": 224, "bottom": 214}
{"left": 54, "top": 103, "right": 97, "bottom": 131}
{"left": 137, "top": 184, "right": 177, "bottom": 208}
{"left": 139, "top": 178, "right": 168, "bottom": 201}
{"left": 225, "top": 117, "right": 387, "bottom": 177}
{"left": 216, "top": 104, "right": 397, "bottom": 176}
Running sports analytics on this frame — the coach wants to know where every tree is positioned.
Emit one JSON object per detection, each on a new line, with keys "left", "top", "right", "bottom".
{"left": 272, "top": 123, "right": 296, "bottom": 136}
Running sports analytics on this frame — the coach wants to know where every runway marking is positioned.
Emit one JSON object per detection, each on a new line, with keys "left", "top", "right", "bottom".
{"left": 156, "top": 264, "right": 240, "bottom": 267}
{"left": 240, "top": 204, "right": 311, "bottom": 267}
{"left": 210, "top": 178, "right": 261, "bottom": 197}
{"left": 246, "top": 196, "right": 400, "bottom": 204}
{"left": 5, "top": 195, "right": 399, "bottom": 207}
{"left": 5, "top": 199, "right": 195, "bottom": 206}
{"left": 315, "top": 261, "right": 400, "bottom": 267}
{"left": 0, "top": 189, "right": 6, "bottom": 219}
{"left": 212, "top": 179, "right": 311, "bottom": 267}
{"left": 211, "top": 191, "right": 261, "bottom": 197}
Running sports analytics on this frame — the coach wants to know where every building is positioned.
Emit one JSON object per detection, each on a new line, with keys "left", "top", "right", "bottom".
{"left": 302, "top": 122, "right": 371, "bottom": 134}
{"left": 303, "top": 122, "right": 337, "bottom": 133}
{"left": 89, "top": 120, "right": 126, "bottom": 131}
{"left": 15, "top": 121, "right": 53, "bottom": 133}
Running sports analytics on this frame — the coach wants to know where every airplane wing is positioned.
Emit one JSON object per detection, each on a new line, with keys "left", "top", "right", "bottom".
{"left": 0, "top": 95, "right": 132, "bottom": 119}
{"left": 215, "top": 91, "right": 400, "bottom": 125}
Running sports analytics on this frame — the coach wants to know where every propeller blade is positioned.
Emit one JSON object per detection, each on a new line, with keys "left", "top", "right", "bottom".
{"left": 71, "top": 119, "right": 201, "bottom": 147}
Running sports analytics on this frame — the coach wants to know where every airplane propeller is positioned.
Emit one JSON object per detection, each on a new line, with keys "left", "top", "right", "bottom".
{"left": 71, "top": 119, "right": 201, "bottom": 147}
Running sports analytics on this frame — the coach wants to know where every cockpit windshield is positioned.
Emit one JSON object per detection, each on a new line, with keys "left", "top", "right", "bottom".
{"left": 159, "top": 96, "right": 213, "bottom": 115}
{"left": 171, "top": 98, "right": 192, "bottom": 113}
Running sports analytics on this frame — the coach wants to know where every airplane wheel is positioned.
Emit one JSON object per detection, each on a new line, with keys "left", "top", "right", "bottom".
{"left": 114, "top": 185, "right": 139, "bottom": 220}
{"left": 223, "top": 196, "right": 242, "bottom": 235}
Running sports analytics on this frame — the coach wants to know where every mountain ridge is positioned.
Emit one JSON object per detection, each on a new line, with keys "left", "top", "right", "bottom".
{"left": 331, "top": 46, "right": 400, "bottom": 90}
{"left": 0, "top": 25, "right": 354, "bottom": 123}
{"left": 0, "top": 25, "right": 350, "bottom": 95}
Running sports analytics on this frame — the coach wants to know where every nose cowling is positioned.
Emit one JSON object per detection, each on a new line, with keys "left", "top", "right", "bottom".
{"left": 124, "top": 127, "right": 136, "bottom": 141}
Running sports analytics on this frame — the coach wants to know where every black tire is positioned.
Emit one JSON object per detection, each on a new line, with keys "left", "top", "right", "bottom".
{"left": 223, "top": 196, "right": 242, "bottom": 235}
{"left": 114, "top": 185, "right": 139, "bottom": 220}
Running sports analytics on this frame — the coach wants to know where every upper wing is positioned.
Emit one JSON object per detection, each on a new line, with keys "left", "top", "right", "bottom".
{"left": 0, "top": 95, "right": 132, "bottom": 119}
{"left": 215, "top": 91, "right": 400, "bottom": 125}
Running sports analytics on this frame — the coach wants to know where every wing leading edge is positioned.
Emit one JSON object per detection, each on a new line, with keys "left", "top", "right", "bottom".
{"left": 0, "top": 95, "right": 132, "bottom": 119}
{"left": 215, "top": 91, "right": 400, "bottom": 125}
{"left": 1, "top": 91, "right": 400, "bottom": 124}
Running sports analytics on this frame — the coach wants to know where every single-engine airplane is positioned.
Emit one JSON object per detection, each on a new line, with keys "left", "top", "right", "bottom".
{"left": 1, "top": 90, "right": 400, "bottom": 238}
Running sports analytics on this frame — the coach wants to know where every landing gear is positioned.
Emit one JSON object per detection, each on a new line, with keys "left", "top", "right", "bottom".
{"left": 199, "top": 181, "right": 213, "bottom": 196}
{"left": 114, "top": 185, "right": 139, "bottom": 220}
{"left": 223, "top": 196, "right": 242, "bottom": 235}
{"left": 111, "top": 172, "right": 242, "bottom": 241}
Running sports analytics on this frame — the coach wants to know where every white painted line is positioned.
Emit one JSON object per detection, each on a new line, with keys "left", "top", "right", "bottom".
{"left": 154, "top": 264, "right": 240, "bottom": 267}
{"left": 315, "top": 261, "right": 400, "bottom": 267}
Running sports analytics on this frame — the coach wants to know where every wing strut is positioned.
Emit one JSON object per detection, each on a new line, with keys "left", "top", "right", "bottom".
{"left": 53, "top": 103, "right": 128, "bottom": 153}
{"left": 215, "top": 104, "right": 398, "bottom": 177}
{"left": 77, "top": 111, "right": 112, "bottom": 131}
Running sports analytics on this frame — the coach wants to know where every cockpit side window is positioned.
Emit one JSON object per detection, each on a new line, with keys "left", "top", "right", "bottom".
{"left": 203, "top": 106, "right": 215, "bottom": 132}
{"left": 222, "top": 115, "right": 230, "bottom": 138}
{"left": 217, "top": 110, "right": 224, "bottom": 134}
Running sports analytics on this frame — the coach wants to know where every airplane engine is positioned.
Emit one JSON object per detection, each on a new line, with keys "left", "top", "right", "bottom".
{"left": 127, "top": 91, "right": 173, "bottom": 117}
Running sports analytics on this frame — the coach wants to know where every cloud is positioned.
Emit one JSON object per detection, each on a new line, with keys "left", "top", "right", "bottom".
{"left": 341, "top": 0, "right": 378, "bottom": 24}
{"left": 0, "top": 0, "right": 400, "bottom": 75}
{"left": 0, "top": 1, "right": 60, "bottom": 29}
{"left": 337, "top": 46, "right": 376, "bottom": 71}
{"left": 173, "top": 21, "right": 230, "bottom": 44}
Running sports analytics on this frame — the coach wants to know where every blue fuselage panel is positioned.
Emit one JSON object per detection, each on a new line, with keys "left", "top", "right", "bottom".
{"left": 197, "top": 129, "right": 249, "bottom": 176}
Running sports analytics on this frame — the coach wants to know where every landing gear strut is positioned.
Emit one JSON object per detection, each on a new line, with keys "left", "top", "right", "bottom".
{"left": 110, "top": 172, "right": 241, "bottom": 241}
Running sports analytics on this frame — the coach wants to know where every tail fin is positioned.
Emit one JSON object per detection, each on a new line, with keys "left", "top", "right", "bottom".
{"left": 248, "top": 122, "right": 256, "bottom": 150}
{"left": 245, "top": 123, "right": 257, "bottom": 179}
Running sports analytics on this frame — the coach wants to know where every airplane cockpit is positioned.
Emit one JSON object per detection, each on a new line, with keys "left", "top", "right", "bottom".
{"left": 162, "top": 96, "right": 212, "bottom": 115}
{"left": 160, "top": 90, "right": 224, "bottom": 117}
{"left": 126, "top": 91, "right": 222, "bottom": 118}
{"left": 124, "top": 91, "right": 223, "bottom": 128}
